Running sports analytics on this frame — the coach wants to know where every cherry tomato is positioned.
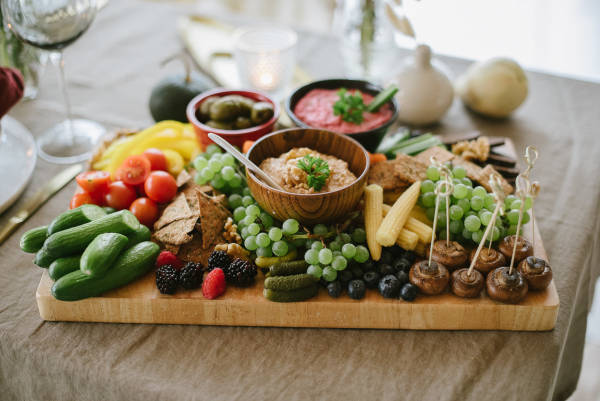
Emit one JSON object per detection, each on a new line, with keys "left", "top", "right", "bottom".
{"left": 129, "top": 197, "right": 159, "bottom": 227}
{"left": 144, "top": 171, "right": 177, "bottom": 203}
{"left": 70, "top": 192, "right": 93, "bottom": 209}
{"left": 104, "top": 181, "right": 137, "bottom": 210}
{"left": 118, "top": 155, "right": 151, "bottom": 186}
{"left": 143, "top": 148, "right": 168, "bottom": 171}
{"left": 76, "top": 171, "right": 111, "bottom": 198}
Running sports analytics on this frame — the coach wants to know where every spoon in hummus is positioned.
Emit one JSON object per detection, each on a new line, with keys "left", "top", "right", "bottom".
{"left": 207, "top": 133, "right": 286, "bottom": 192}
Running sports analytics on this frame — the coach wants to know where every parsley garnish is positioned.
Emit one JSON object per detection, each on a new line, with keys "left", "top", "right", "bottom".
{"left": 297, "top": 155, "right": 330, "bottom": 191}
{"left": 332, "top": 88, "right": 366, "bottom": 124}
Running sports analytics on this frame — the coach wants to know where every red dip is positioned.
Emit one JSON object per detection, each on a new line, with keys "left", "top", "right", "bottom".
{"left": 294, "top": 88, "right": 393, "bottom": 134}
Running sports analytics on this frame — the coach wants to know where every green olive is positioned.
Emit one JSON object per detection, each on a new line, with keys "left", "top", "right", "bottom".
{"left": 251, "top": 102, "right": 275, "bottom": 124}
{"left": 198, "top": 96, "right": 219, "bottom": 122}
{"left": 205, "top": 120, "right": 235, "bottom": 130}
{"left": 234, "top": 116, "right": 253, "bottom": 129}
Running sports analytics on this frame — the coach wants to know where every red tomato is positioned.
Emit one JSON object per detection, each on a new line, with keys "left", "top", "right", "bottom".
{"left": 118, "top": 155, "right": 151, "bottom": 186}
{"left": 76, "top": 171, "right": 111, "bottom": 198}
{"left": 70, "top": 192, "right": 93, "bottom": 209}
{"left": 104, "top": 181, "right": 137, "bottom": 210}
{"left": 144, "top": 171, "right": 177, "bottom": 203}
{"left": 129, "top": 197, "right": 159, "bottom": 227}
{"left": 143, "top": 148, "right": 168, "bottom": 171}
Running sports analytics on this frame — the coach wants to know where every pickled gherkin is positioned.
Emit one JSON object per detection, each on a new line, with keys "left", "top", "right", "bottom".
{"left": 263, "top": 285, "right": 318, "bottom": 302}
{"left": 251, "top": 101, "right": 275, "bottom": 124}
{"left": 264, "top": 274, "right": 317, "bottom": 291}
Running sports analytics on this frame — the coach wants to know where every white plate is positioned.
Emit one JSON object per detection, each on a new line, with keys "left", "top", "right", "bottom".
{"left": 0, "top": 115, "right": 37, "bottom": 214}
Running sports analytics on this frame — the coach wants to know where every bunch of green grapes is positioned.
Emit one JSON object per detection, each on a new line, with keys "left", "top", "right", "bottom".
{"left": 192, "top": 144, "right": 244, "bottom": 195}
{"left": 420, "top": 164, "right": 532, "bottom": 244}
{"left": 303, "top": 225, "right": 370, "bottom": 282}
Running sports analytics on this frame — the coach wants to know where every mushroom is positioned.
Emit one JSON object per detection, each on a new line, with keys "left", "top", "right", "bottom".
{"left": 517, "top": 256, "right": 552, "bottom": 290}
{"left": 409, "top": 260, "right": 450, "bottom": 295}
{"left": 498, "top": 235, "right": 533, "bottom": 264}
{"left": 427, "top": 240, "right": 468, "bottom": 271}
{"left": 486, "top": 266, "right": 528, "bottom": 304}
{"left": 469, "top": 248, "right": 506, "bottom": 275}
{"left": 451, "top": 268, "right": 484, "bottom": 298}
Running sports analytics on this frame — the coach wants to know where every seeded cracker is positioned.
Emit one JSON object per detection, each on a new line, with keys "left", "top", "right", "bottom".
{"left": 154, "top": 192, "right": 194, "bottom": 231}
{"left": 197, "top": 191, "right": 231, "bottom": 249}
{"left": 152, "top": 216, "right": 198, "bottom": 245}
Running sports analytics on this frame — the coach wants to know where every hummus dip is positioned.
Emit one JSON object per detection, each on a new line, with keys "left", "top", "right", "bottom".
{"left": 294, "top": 88, "right": 393, "bottom": 134}
{"left": 260, "top": 147, "right": 357, "bottom": 194}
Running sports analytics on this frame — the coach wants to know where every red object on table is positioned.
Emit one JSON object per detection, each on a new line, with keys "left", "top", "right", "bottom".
{"left": 0, "top": 67, "right": 24, "bottom": 118}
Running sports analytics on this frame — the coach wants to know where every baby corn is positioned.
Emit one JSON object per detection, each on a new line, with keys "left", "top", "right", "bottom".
{"left": 364, "top": 184, "right": 383, "bottom": 261}
{"left": 376, "top": 181, "right": 421, "bottom": 247}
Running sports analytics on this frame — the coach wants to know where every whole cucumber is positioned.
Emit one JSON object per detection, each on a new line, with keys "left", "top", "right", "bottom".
{"left": 49, "top": 256, "right": 81, "bottom": 281}
{"left": 20, "top": 225, "right": 48, "bottom": 253}
{"left": 47, "top": 204, "right": 107, "bottom": 235}
{"left": 80, "top": 233, "right": 129, "bottom": 277}
{"left": 34, "top": 248, "right": 54, "bottom": 268}
{"left": 126, "top": 224, "right": 151, "bottom": 248}
{"left": 52, "top": 241, "right": 160, "bottom": 301}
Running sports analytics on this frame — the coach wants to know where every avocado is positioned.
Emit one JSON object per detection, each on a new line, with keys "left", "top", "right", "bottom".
{"left": 149, "top": 71, "right": 214, "bottom": 122}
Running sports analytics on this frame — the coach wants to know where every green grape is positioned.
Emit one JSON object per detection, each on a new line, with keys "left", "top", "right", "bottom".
{"left": 524, "top": 196, "right": 533, "bottom": 210}
{"left": 272, "top": 241, "right": 289, "bottom": 257}
{"left": 233, "top": 206, "right": 246, "bottom": 222}
{"left": 240, "top": 226, "right": 250, "bottom": 240}
{"left": 436, "top": 196, "right": 447, "bottom": 210}
{"left": 322, "top": 266, "right": 337, "bottom": 282}
{"left": 229, "top": 173, "right": 242, "bottom": 188}
{"left": 465, "top": 210, "right": 477, "bottom": 218}
{"left": 256, "top": 232, "right": 270, "bottom": 248}
{"left": 480, "top": 211, "right": 492, "bottom": 226}
{"left": 425, "top": 207, "right": 436, "bottom": 221}
{"left": 193, "top": 156, "right": 208, "bottom": 171}
{"left": 452, "top": 178, "right": 463, "bottom": 187}
{"left": 437, "top": 211, "right": 447, "bottom": 228}
{"left": 282, "top": 219, "right": 300, "bottom": 235}
{"left": 470, "top": 196, "right": 484, "bottom": 211}
{"left": 438, "top": 230, "right": 448, "bottom": 240}
{"left": 342, "top": 243, "right": 357, "bottom": 259}
{"left": 511, "top": 199, "right": 523, "bottom": 211}
{"left": 504, "top": 195, "right": 517, "bottom": 209}
{"left": 318, "top": 248, "right": 333, "bottom": 265}
{"left": 244, "top": 235, "right": 258, "bottom": 251}
{"left": 205, "top": 144, "right": 222, "bottom": 156}
{"left": 313, "top": 224, "right": 328, "bottom": 236}
{"left": 332, "top": 250, "right": 342, "bottom": 258}
{"left": 484, "top": 194, "right": 495, "bottom": 209}
{"left": 221, "top": 153, "right": 235, "bottom": 167}
{"left": 491, "top": 226, "right": 501, "bottom": 241}
{"left": 422, "top": 192, "right": 436, "bottom": 208}
{"left": 354, "top": 245, "right": 369, "bottom": 263}
{"left": 421, "top": 180, "right": 435, "bottom": 193}
{"left": 462, "top": 227, "right": 473, "bottom": 240}
{"left": 449, "top": 205, "right": 464, "bottom": 221}
{"left": 268, "top": 227, "right": 282, "bottom": 241}
{"left": 242, "top": 195, "right": 254, "bottom": 207}
{"left": 221, "top": 166, "right": 236, "bottom": 181}
{"left": 242, "top": 187, "right": 252, "bottom": 196}
{"left": 339, "top": 233, "right": 352, "bottom": 244}
{"left": 292, "top": 238, "right": 305, "bottom": 248}
{"left": 329, "top": 241, "right": 342, "bottom": 252}
{"left": 307, "top": 265, "right": 323, "bottom": 279}
{"left": 507, "top": 210, "right": 519, "bottom": 225}
{"left": 256, "top": 246, "right": 272, "bottom": 257}
{"left": 246, "top": 204, "right": 260, "bottom": 218}
{"left": 472, "top": 186, "right": 486, "bottom": 199}
{"left": 507, "top": 225, "right": 518, "bottom": 235}
{"left": 522, "top": 211, "right": 531, "bottom": 224}
{"left": 461, "top": 177, "right": 473, "bottom": 187}
{"left": 351, "top": 228, "right": 366, "bottom": 243}
{"left": 332, "top": 256, "right": 348, "bottom": 271}
{"left": 457, "top": 198, "right": 471, "bottom": 213}
{"left": 211, "top": 175, "right": 226, "bottom": 189}
{"left": 311, "top": 241, "right": 324, "bottom": 251}
{"left": 449, "top": 220, "right": 463, "bottom": 234}
{"left": 495, "top": 217, "right": 504, "bottom": 227}
{"left": 194, "top": 172, "right": 208, "bottom": 185}
{"left": 472, "top": 230, "right": 484, "bottom": 243}
{"left": 241, "top": 215, "right": 256, "bottom": 226}
{"left": 464, "top": 215, "right": 481, "bottom": 232}
{"left": 248, "top": 223, "right": 261, "bottom": 236}
{"left": 452, "top": 166, "right": 467, "bottom": 179}
{"left": 304, "top": 249, "right": 319, "bottom": 265}
{"left": 426, "top": 166, "right": 440, "bottom": 181}
{"left": 228, "top": 194, "right": 243, "bottom": 209}
{"left": 453, "top": 184, "right": 468, "bottom": 200}
{"left": 208, "top": 158, "right": 223, "bottom": 173}
{"left": 200, "top": 167, "right": 215, "bottom": 181}
{"left": 259, "top": 212, "right": 273, "bottom": 229}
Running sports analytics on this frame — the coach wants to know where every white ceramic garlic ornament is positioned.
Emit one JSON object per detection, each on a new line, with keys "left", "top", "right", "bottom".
{"left": 393, "top": 44, "right": 454, "bottom": 126}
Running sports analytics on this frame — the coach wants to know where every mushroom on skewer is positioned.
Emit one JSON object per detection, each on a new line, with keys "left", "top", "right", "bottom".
{"left": 469, "top": 248, "right": 506, "bottom": 274}
{"left": 409, "top": 260, "right": 450, "bottom": 295}
{"left": 451, "top": 268, "right": 484, "bottom": 298}
{"left": 486, "top": 266, "right": 528, "bottom": 304}
{"left": 517, "top": 256, "right": 552, "bottom": 290}
{"left": 498, "top": 235, "right": 533, "bottom": 264}
{"left": 427, "top": 240, "right": 468, "bottom": 271}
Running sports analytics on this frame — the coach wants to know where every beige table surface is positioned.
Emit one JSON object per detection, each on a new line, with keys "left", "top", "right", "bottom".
{"left": 1, "top": 1, "right": 600, "bottom": 400}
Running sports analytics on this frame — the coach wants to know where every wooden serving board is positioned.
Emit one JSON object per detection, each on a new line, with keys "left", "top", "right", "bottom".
{"left": 36, "top": 222, "right": 559, "bottom": 331}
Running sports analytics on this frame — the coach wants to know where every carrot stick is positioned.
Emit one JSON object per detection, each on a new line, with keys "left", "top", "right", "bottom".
{"left": 369, "top": 152, "right": 387, "bottom": 164}
{"left": 242, "top": 140, "right": 255, "bottom": 154}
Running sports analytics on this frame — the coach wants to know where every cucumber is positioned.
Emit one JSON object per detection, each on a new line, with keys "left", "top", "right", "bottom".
{"left": 267, "top": 261, "right": 308, "bottom": 277}
{"left": 34, "top": 248, "right": 54, "bottom": 268}
{"left": 80, "top": 233, "right": 129, "bottom": 277}
{"left": 264, "top": 274, "right": 317, "bottom": 291}
{"left": 19, "top": 225, "right": 48, "bottom": 253}
{"left": 43, "top": 210, "right": 140, "bottom": 259}
{"left": 126, "top": 224, "right": 151, "bottom": 248}
{"left": 51, "top": 241, "right": 160, "bottom": 301}
{"left": 49, "top": 256, "right": 81, "bottom": 281}
{"left": 47, "top": 204, "right": 107, "bottom": 235}
{"left": 366, "top": 85, "right": 398, "bottom": 112}
{"left": 102, "top": 206, "right": 117, "bottom": 214}
{"left": 263, "top": 285, "right": 318, "bottom": 302}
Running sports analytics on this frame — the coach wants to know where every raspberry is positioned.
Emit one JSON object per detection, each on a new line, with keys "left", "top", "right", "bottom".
{"left": 202, "top": 268, "right": 226, "bottom": 299}
{"left": 156, "top": 250, "right": 183, "bottom": 270}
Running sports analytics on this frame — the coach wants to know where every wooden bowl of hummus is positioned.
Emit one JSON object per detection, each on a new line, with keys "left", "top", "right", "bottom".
{"left": 246, "top": 128, "right": 369, "bottom": 225}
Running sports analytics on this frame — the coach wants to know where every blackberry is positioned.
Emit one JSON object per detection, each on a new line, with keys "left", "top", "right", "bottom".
{"left": 224, "top": 257, "right": 257, "bottom": 286}
{"left": 363, "top": 271, "right": 380, "bottom": 289}
{"left": 156, "top": 264, "right": 179, "bottom": 294}
{"left": 347, "top": 279, "right": 366, "bottom": 300}
{"left": 207, "top": 250, "right": 231, "bottom": 271}
{"left": 179, "top": 262, "right": 204, "bottom": 290}
{"left": 400, "top": 283, "right": 418, "bottom": 301}
{"left": 327, "top": 281, "right": 343, "bottom": 298}
{"left": 378, "top": 274, "right": 401, "bottom": 298}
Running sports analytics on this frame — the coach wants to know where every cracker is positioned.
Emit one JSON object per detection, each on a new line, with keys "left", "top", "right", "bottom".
{"left": 176, "top": 169, "right": 192, "bottom": 187}
{"left": 154, "top": 193, "right": 194, "bottom": 231}
{"left": 152, "top": 216, "right": 198, "bottom": 245}
{"left": 414, "top": 146, "right": 455, "bottom": 165}
{"left": 197, "top": 191, "right": 231, "bottom": 249}
{"left": 392, "top": 153, "right": 427, "bottom": 183}
{"left": 177, "top": 234, "right": 219, "bottom": 266}
{"left": 477, "top": 165, "right": 514, "bottom": 194}
{"left": 451, "top": 157, "right": 483, "bottom": 182}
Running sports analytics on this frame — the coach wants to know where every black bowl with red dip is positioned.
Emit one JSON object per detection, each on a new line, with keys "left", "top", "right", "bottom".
{"left": 286, "top": 79, "right": 398, "bottom": 152}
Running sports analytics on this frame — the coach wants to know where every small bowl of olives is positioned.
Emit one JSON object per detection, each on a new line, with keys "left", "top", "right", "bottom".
{"left": 186, "top": 89, "right": 279, "bottom": 148}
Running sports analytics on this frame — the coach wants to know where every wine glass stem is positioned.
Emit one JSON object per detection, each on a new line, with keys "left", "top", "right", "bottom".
{"left": 52, "top": 51, "right": 74, "bottom": 144}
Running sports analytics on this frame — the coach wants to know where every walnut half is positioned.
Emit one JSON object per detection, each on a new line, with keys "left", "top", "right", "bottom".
{"left": 223, "top": 217, "right": 242, "bottom": 244}
{"left": 214, "top": 243, "right": 250, "bottom": 260}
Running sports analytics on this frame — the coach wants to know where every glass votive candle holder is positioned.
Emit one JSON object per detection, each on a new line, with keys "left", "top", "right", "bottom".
{"left": 233, "top": 26, "right": 298, "bottom": 100}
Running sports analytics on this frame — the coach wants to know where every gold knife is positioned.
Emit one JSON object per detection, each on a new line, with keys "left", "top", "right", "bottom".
{"left": 0, "top": 164, "right": 82, "bottom": 246}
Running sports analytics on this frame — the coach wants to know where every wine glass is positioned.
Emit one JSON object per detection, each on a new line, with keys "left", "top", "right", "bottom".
{"left": 1, "top": 0, "right": 105, "bottom": 164}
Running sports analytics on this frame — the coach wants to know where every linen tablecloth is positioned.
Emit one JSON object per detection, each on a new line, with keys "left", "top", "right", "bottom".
{"left": 1, "top": 1, "right": 599, "bottom": 400}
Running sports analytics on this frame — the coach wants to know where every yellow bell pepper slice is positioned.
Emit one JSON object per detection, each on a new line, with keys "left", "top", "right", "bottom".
{"left": 130, "top": 138, "right": 200, "bottom": 161}
{"left": 163, "top": 149, "right": 185, "bottom": 176}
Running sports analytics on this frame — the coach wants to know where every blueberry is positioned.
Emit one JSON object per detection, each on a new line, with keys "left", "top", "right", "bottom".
{"left": 400, "top": 283, "right": 418, "bottom": 301}
{"left": 380, "top": 249, "right": 393, "bottom": 265}
{"left": 404, "top": 252, "right": 416, "bottom": 264}
{"left": 389, "top": 245, "right": 405, "bottom": 258}
{"left": 327, "top": 281, "right": 343, "bottom": 298}
{"left": 347, "top": 279, "right": 366, "bottom": 300}
{"left": 395, "top": 270, "right": 409, "bottom": 286}
{"left": 363, "top": 271, "right": 380, "bottom": 289}
{"left": 393, "top": 258, "right": 411, "bottom": 273}
{"left": 339, "top": 269, "right": 353, "bottom": 284}
{"left": 350, "top": 265, "right": 363, "bottom": 279}
{"left": 361, "top": 259, "right": 376, "bottom": 272}
{"left": 378, "top": 263, "right": 395, "bottom": 276}
{"left": 378, "top": 274, "right": 401, "bottom": 298}
{"left": 319, "top": 278, "right": 329, "bottom": 287}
